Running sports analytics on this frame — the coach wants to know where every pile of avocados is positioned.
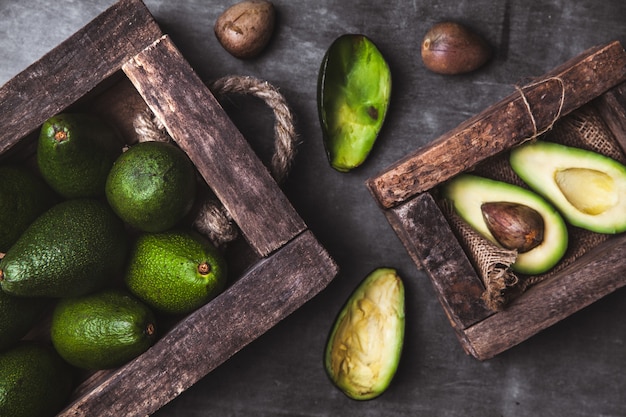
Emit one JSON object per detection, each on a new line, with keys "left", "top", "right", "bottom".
{"left": 0, "top": 113, "right": 228, "bottom": 417}
{"left": 443, "top": 140, "right": 626, "bottom": 276}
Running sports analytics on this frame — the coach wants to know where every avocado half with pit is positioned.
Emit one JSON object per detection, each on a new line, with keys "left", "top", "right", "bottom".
{"left": 442, "top": 174, "right": 568, "bottom": 275}
{"left": 510, "top": 141, "right": 626, "bottom": 234}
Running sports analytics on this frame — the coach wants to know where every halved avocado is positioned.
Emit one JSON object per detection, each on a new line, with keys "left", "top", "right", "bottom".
{"left": 442, "top": 174, "right": 568, "bottom": 275}
{"left": 510, "top": 141, "right": 626, "bottom": 234}
{"left": 324, "top": 267, "right": 404, "bottom": 400}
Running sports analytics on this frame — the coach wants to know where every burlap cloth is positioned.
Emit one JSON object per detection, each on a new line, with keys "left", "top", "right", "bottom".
{"left": 441, "top": 104, "right": 626, "bottom": 311}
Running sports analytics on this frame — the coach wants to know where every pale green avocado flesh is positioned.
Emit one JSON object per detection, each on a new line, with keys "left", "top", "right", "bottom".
{"left": 510, "top": 140, "right": 626, "bottom": 234}
{"left": 442, "top": 174, "right": 568, "bottom": 275}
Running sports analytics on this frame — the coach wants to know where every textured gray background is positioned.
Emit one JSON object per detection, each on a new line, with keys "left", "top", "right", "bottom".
{"left": 2, "top": 0, "right": 626, "bottom": 416}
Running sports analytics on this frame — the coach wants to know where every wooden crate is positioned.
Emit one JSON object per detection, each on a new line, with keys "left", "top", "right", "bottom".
{"left": 0, "top": 0, "right": 338, "bottom": 415}
{"left": 367, "top": 41, "right": 626, "bottom": 360}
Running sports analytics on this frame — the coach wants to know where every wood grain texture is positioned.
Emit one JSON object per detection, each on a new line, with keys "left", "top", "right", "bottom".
{"left": 0, "top": 0, "right": 161, "bottom": 156}
{"left": 58, "top": 230, "right": 338, "bottom": 417}
{"left": 367, "top": 41, "right": 626, "bottom": 209}
{"left": 463, "top": 234, "right": 626, "bottom": 360}
{"left": 384, "top": 192, "right": 493, "bottom": 331}
{"left": 123, "top": 35, "right": 306, "bottom": 257}
{"left": 595, "top": 81, "right": 626, "bottom": 153}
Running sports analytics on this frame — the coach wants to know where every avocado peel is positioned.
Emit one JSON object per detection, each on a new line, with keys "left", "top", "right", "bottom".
{"left": 325, "top": 267, "right": 405, "bottom": 400}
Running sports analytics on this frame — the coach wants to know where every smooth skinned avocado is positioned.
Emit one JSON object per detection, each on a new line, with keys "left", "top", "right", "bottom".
{"left": 442, "top": 174, "right": 568, "bottom": 275}
{"left": 106, "top": 141, "right": 197, "bottom": 233}
{"left": 510, "top": 140, "right": 626, "bottom": 234}
{"left": 325, "top": 267, "right": 405, "bottom": 401}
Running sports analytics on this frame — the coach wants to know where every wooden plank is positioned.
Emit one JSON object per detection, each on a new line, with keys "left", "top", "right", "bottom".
{"left": 385, "top": 192, "right": 493, "bottom": 330}
{"left": 58, "top": 230, "right": 338, "bottom": 417}
{"left": 463, "top": 234, "right": 626, "bottom": 360}
{"left": 123, "top": 35, "right": 307, "bottom": 257}
{"left": 0, "top": 0, "right": 162, "bottom": 155}
{"left": 595, "top": 81, "right": 626, "bottom": 153}
{"left": 367, "top": 41, "right": 626, "bottom": 209}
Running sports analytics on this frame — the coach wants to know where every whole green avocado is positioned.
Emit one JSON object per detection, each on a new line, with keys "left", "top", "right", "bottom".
{"left": 0, "top": 199, "right": 128, "bottom": 298}
{"left": 0, "top": 342, "right": 74, "bottom": 417}
{"left": 0, "top": 165, "right": 58, "bottom": 252}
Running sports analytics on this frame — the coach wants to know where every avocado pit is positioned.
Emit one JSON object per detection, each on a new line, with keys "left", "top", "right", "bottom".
{"left": 481, "top": 201, "right": 545, "bottom": 253}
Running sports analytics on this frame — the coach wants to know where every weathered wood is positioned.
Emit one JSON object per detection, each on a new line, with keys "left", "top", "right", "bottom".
{"left": 367, "top": 41, "right": 626, "bottom": 209}
{"left": 463, "top": 234, "right": 626, "bottom": 360}
{"left": 123, "top": 35, "right": 307, "bottom": 257}
{"left": 385, "top": 192, "right": 493, "bottom": 330}
{"left": 58, "top": 230, "right": 338, "bottom": 417}
{"left": 0, "top": 0, "right": 161, "bottom": 156}
{"left": 595, "top": 81, "right": 626, "bottom": 153}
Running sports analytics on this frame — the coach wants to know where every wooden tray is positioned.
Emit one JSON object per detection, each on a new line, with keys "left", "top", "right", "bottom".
{"left": 367, "top": 41, "right": 626, "bottom": 360}
{"left": 0, "top": 0, "right": 338, "bottom": 415}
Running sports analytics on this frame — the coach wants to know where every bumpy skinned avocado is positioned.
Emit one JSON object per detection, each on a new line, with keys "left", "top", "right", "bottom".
{"left": 51, "top": 289, "right": 157, "bottom": 370}
{"left": 124, "top": 230, "right": 228, "bottom": 315}
{"left": 318, "top": 34, "right": 392, "bottom": 172}
{"left": 0, "top": 342, "right": 74, "bottom": 417}
{"left": 442, "top": 174, "right": 568, "bottom": 275}
{"left": 325, "top": 268, "right": 405, "bottom": 400}
{"left": 37, "top": 113, "right": 124, "bottom": 198}
{"left": 0, "top": 165, "right": 58, "bottom": 252}
{"left": 510, "top": 140, "right": 626, "bottom": 234}
{"left": 0, "top": 199, "right": 128, "bottom": 298}
{"left": 0, "top": 291, "right": 49, "bottom": 351}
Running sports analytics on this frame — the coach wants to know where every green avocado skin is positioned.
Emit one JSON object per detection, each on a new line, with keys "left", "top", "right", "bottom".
{"left": 0, "top": 199, "right": 128, "bottom": 298}
{"left": 0, "top": 342, "right": 74, "bottom": 417}
{"left": 0, "top": 291, "right": 49, "bottom": 351}
{"left": 37, "top": 113, "right": 123, "bottom": 199}
{"left": 0, "top": 165, "right": 58, "bottom": 252}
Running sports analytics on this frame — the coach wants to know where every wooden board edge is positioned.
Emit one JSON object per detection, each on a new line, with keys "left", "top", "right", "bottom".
{"left": 462, "top": 234, "right": 626, "bottom": 360}
{"left": 57, "top": 229, "right": 338, "bottom": 417}
{"left": 595, "top": 80, "right": 626, "bottom": 153}
{"left": 0, "top": 0, "right": 162, "bottom": 154}
{"left": 122, "top": 35, "right": 307, "bottom": 257}
{"left": 385, "top": 192, "right": 494, "bottom": 330}
{"left": 367, "top": 40, "right": 626, "bottom": 209}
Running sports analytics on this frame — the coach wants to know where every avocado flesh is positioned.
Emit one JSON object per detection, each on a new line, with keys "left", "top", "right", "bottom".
{"left": 442, "top": 174, "right": 568, "bottom": 275}
{"left": 325, "top": 268, "right": 404, "bottom": 400}
{"left": 510, "top": 141, "right": 626, "bottom": 234}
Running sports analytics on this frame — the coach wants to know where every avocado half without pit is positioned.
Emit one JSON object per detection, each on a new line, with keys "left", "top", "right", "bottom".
{"left": 510, "top": 140, "right": 626, "bottom": 234}
{"left": 442, "top": 174, "right": 568, "bottom": 275}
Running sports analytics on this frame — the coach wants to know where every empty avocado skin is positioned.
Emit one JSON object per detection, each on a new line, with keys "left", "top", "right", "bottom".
{"left": 0, "top": 342, "right": 74, "bottom": 417}
{"left": 0, "top": 199, "right": 128, "bottom": 298}
{"left": 37, "top": 113, "right": 124, "bottom": 198}
{"left": 325, "top": 267, "right": 405, "bottom": 400}
{"left": 0, "top": 165, "right": 58, "bottom": 252}
{"left": 318, "top": 34, "right": 392, "bottom": 172}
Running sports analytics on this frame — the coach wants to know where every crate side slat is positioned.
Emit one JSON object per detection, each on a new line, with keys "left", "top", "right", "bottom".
{"left": 123, "top": 35, "right": 307, "bottom": 257}
{"left": 367, "top": 41, "right": 626, "bottom": 209}
{"left": 595, "top": 81, "right": 626, "bottom": 153}
{"left": 385, "top": 192, "right": 493, "bottom": 330}
{"left": 462, "top": 234, "right": 626, "bottom": 360}
{"left": 0, "top": 0, "right": 162, "bottom": 155}
{"left": 58, "top": 230, "right": 338, "bottom": 417}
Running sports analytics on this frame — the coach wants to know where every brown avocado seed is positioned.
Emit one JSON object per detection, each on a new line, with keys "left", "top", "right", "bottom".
{"left": 481, "top": 201, "right": 545, "bottom": 253}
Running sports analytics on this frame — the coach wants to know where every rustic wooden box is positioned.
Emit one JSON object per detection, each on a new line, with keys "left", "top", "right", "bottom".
{"left": 0, "top": 0, "right": 338, "bottom": 415}
{"left": 367, "top": 41, "right": 626, "bottom": 361}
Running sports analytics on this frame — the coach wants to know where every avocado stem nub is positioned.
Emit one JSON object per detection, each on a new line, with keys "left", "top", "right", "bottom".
{"left": 54, "top": 130, "right": 68, "bottom": 142}
{"left": 0, "top": 269, "right": 4, "bottom": 282}
{"left": 145, "top": 323, "right": 156, "bottom": 337}
{"left": 198, "top": 262, "right": 211, "bottom": 275}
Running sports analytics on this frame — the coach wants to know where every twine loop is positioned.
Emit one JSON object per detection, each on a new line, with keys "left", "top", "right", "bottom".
{"left": 133, "top": 75, "right": 299, "bottom": 247}
{"left": 515, "top": 76, "right": 566, "bottom": 143}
